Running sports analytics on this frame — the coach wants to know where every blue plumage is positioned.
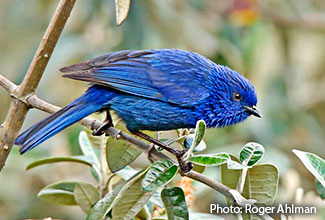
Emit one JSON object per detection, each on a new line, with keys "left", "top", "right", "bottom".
{"left": 15, "top": 49, "right": 260, "bottom": 154}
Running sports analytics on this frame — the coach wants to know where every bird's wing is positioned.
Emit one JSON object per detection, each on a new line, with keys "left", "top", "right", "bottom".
{"left": 61, "top": 49, "right": 214, "bottom": 106}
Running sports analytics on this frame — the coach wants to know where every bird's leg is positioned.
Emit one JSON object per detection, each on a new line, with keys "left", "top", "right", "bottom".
{"left": 132, "top": 131, "right": 179, "bottom": 155}
{"left": 93, "top": 110, "right": 114, "bottom": 136}
{"left": 132, "top": 131, "right": 193, "bottom": 172}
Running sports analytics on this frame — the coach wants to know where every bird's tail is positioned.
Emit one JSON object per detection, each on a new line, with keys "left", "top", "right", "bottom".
{"left": 15, "top": 86, "right": 112, "bottom": 154}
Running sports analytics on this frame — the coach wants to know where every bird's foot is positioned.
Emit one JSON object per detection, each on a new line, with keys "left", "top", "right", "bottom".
{"left": 93, "top": 110, "right": 114, "bottom": 136}
{"left": 92, "top": 120, "right": 114, "bottom": 136}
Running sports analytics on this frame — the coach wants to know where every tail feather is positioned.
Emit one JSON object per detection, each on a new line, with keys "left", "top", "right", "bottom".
{"left": 15, "top": 86, "right": 112, "bottom": 154}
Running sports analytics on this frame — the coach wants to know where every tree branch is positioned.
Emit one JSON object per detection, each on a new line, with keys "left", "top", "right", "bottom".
{"left": 0, "top": 0, "right": 76, "bottom": 171}
{"left": 0, "top": 74, "right": 17, "bottom": 94}
{"left": 18, "top": 0, "right": 77, "bottom": 97}
{"left": 0, "top": 75, "right": 274, "bottom": 219}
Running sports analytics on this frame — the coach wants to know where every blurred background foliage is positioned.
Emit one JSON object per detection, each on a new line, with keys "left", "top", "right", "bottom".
{"left": 0, "top": 0, "right": 324, "bottom": 219}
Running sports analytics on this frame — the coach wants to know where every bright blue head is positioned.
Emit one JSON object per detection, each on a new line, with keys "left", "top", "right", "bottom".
{"left": 201, "top": 65, "right": 261, "bottom": 128}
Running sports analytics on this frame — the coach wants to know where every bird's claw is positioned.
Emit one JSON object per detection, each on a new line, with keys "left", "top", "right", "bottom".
{"left": 92, "top": 120, "right": 113, "bottom": 136}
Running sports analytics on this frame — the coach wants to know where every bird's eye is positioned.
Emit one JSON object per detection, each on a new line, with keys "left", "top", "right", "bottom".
{"left": 233, "top": 92, "right": 241, "bottom": 101}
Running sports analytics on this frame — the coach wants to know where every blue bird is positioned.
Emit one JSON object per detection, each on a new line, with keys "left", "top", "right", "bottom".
{"left": 15, "top": 49, "right": 260, "bottom": 170}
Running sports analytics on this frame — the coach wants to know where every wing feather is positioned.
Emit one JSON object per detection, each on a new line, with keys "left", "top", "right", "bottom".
{"left": 61, "top": 49, "right": 213, "bottom": 106}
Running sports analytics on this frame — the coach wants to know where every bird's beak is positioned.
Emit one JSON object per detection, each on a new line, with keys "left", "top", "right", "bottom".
{"left": 243, "top": 106, "right": 262, "bottom": 118}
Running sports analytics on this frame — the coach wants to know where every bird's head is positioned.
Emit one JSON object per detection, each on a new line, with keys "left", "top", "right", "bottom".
{"left": 205, "top": 65, "right": 261, "bottom": 127}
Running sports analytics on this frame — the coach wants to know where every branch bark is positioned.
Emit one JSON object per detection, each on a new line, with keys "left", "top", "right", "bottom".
{"left": 0, "top": 74, "right": 17, "bottom": 94}
{"left": 0, "top": 0, "right": 76, "bottom": 171}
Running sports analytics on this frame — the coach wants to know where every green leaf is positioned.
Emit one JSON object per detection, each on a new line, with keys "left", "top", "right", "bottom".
{"left": 293, "top": 149, "right": 325, "bottom": 187}
{"left": 38, "top": 189, "right": 76, "bottom": 205}
{"left": 183, "top": 135, "right": 206, "bottom": 152}
{"left": 85, "top": 113, "right": 108, "bottom": 150}
{"left": 221, "top": 156, "right": 279, "bottom": 206}
{"left": 106, "top": 136, "right": 142, "bottom": 173}
{"left": 26, "top": 156, "right": 92, "bottom": 170}
{"left": 193, "top": 120, "right": 206, "bottom": 150}
{"left": 194, "top": 140, "right": 207, "bottom": 152}
{"left": 90, "top": 167, "right": 100, "bottom": 182}
{"left": 142, "top": 159, "right": 178, "bottom": 192}
{"left": 247, "top": 163, "right": 279, "bottom": 206}
{"left": 79, "top": 131, "right": 101, "bottom": 169}
{"left": 38, "top": 181, "right": 78, "bottom": 205}
{"left": 86, "top": 129, "right": 107, "bottom": 150}
{"left": 189, "top": 153, "right": 230, "bottom": 166}
{"left": 315, "top": 179, "right": 325, "bottom": 199}
{"left": 114, "top": 0, "right": 131, "bottom": 26}
{"left": 87, "top": 184, "right": 124, "bottom": 220}
{"left": 227, "top": 160, "right": 245, "bottom": 170}
{"left": 192, "top": 164, "right": 206, "bottom": 173}
{"left": 136, "top": 206, "right": 150, "bottom": 220}
{"left": 161, "top": 187, "right": 189, "bottom": 220}
{"left": 87, "top": 169, "right": 146, "bottom": 220}
{"left": 239, "top": 142, "right": 264, "bottom": 166}
{"left": 116, "top": 166, "right": 139, "bottom": 180}
{"left": 184, "top": 121, "right": 206, "bottom": 150}
{"left": 182, "top": 120, "right": 206, "bottom": 161}
{"left": 74, "top": 182, "right": 100, "bottom": 214}
{"left": 150, "top": 189, "right": 164, "bottom": 208}
{"left": 221, "top": 156, "right": 278, "bottom": 220}
{"left": 111, "top": 173, "right": 156, "bottom": 220}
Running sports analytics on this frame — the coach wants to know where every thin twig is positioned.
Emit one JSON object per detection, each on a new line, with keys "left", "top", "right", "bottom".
{"left": 236, "top": 167, "right": 248, "bottom": 194}
{"left": 184, "top": 170, "right": 234, "bottom": 202}
{"left": 0, "top": 74, "right": 17, "bottom": 94}
{"left": 0, "top": 0, "right": 76, "bottom": 171}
